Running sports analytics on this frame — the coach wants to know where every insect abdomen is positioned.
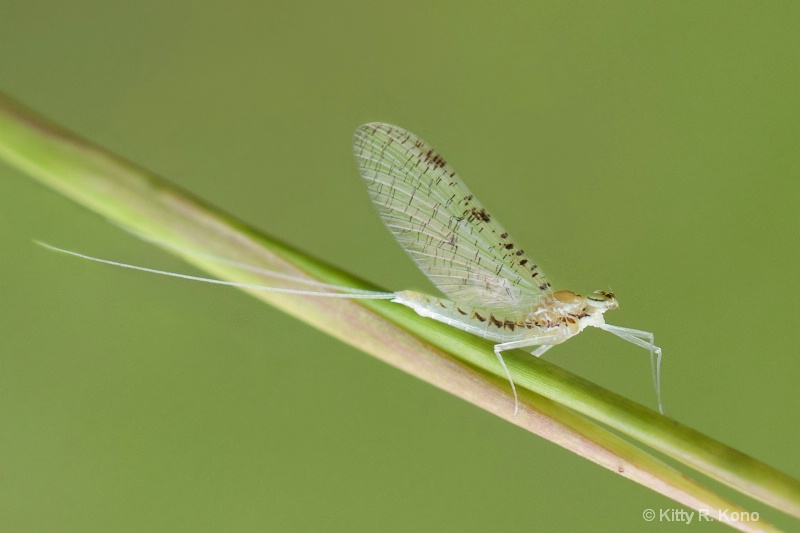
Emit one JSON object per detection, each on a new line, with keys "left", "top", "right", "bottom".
{"left": 392, "top": 290, "right": 539, "bottom": 342}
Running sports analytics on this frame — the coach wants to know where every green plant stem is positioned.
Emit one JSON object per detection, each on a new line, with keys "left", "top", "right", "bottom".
{"left": 0, "top": 93, "right": 795, "bottom": 531}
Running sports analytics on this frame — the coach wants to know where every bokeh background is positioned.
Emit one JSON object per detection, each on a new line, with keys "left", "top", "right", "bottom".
{"left": 1, "top": 2, "right": 798, "bottom": 532}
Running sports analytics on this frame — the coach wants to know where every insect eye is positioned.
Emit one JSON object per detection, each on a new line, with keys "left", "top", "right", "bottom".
{"left": 587, "top": 290, "right": 616, "bottom": 308}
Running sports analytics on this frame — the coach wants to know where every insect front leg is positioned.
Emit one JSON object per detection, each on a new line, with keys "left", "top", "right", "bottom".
{"left": 599, "top": 323, "right": 664, "bottom": 414}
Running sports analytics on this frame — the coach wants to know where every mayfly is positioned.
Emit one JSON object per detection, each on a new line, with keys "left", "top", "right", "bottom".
{"left": 40, "top": 123, "right": 663, "bottom": 414}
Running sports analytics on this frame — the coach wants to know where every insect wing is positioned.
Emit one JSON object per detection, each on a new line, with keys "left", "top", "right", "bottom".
{"left": 354, "top": 123, "right": 552, "bottom": 314}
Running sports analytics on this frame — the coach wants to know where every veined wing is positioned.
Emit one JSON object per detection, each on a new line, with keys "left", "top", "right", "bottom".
{"left": 353, "top": 122, "right": 552, "bottom": 314}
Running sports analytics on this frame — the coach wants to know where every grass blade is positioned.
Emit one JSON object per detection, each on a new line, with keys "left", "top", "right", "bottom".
{"left": 0, "top": 93, "right": 794, "bottom": 531}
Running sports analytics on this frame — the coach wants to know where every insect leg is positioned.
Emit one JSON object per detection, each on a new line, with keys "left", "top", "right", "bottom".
{"left": 531, "top": 345, "right": 554, "bottom": 358}
{"left": 599, "top": 324, "right": 663, "bottom": 414}
{"left": 493, "top": 336, "right": 567, "bottom": 416}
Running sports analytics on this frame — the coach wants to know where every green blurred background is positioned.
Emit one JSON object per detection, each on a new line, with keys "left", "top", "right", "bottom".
{"left": 1, "top": 2, "right": 797, "bottom": 532}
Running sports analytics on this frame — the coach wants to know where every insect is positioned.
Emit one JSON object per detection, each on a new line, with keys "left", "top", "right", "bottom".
{"left": 41, "top": 123, "right": 663, "bottom": 414}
